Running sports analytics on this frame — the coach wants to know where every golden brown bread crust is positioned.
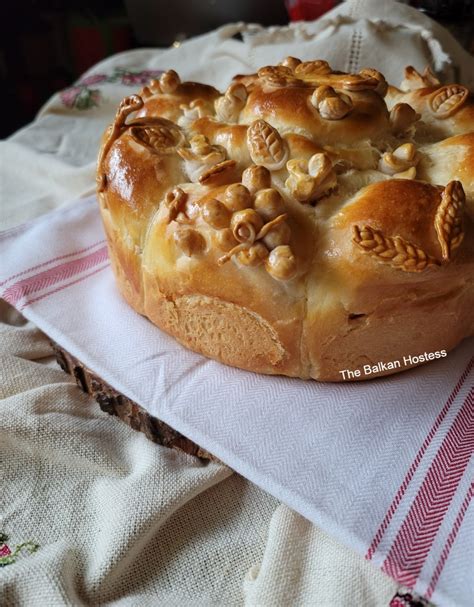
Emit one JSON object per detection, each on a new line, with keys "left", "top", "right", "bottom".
{"left": 97, "top": 62, "right": 474, "bottom": 381}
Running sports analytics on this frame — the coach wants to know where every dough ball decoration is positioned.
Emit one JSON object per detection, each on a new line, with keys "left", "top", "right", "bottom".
{"left": 178, "top": 99, "right": 214, "bottom": 127}
{"left": 224, "top": 183, "right": 253, "bottom": 211}
{"left": 201, "top": 198, "right": 231, "bottom": 229}
{"left": 253, "top": 187, "right": 286, "bottom": 221}
{"left": 311, "top": 85, "right": 353, "bottom": 120}
{"left": 211, "top": 179, "right": 297, "bottom": 280}
{"left": 177, "top": 134, "right": 227, "bottom": 183}
{"left": 165, "top": 187, "right": 189, "bottom": 223}
{"left": 286, "top": 152, "right": 337, "bottom": 202}
{"left": 378, "top": 142, "right": 419, "bottom": 178}
{"left": 173, "top": 226, "right": 206, "bottom": 257}
{"left": 389, "top": 102, "right": 420, "bottom": 135}
{"left": 400, "top": 65, "right": 440, "bottom": 90}
{"left": 215, "top": 82, "right": 248, "bottom": 123}
{"left": 158, "top": 69, "right": 181, "bottom": 94}
{"left": 97, "top": 60, "right": 474, "bottom": 380}
{"left": 242, "top": 164, "right": 272, "bottom": 194}
{"left": 165, "top": 162, "right": 297, "bottom": 281}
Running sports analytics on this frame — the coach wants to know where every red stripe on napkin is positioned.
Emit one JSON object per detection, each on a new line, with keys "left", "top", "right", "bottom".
{"left": 2, "top": 246, "right": 108, "bottom": 306}
{"left": 381, "top": 388, "right": 474, "bottom": 586}
{"left": 22, "top": 264, "right": 108, "bottom": 309}
{"left": 366, "top": 358, "right": 473, "bottom": 560}
{"left": 0, "top": 240, "right": 106, "bottom": 288}
{"left": 425, "top": 481, "right": 474, "bottom": 599}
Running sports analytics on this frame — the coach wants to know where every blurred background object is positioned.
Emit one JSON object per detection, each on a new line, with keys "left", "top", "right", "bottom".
{"left": 125, "top": 0, "right": 288, "bottom": 46}
{"left": 0, "top": 0, "right": 132, "bottom": 138}
{"left": 410, "top": 0, "right": 474, "bottom": 52}
{"left": 285, "top": 0, "right": 341, "bottom": 21}
{"left": 0, "top": 0, "right": 472, "bottom": 138}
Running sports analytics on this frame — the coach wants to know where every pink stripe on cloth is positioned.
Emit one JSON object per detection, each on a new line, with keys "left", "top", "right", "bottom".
{"left": 425, "top": 481, "right": 474, "bottom": 599}
{"left": 1, "top": 246, "right": 108, "bottom": 307}
{"left": 366, "top": 358, "right": 474, "bottom": 560}
{"left": 0, "top": 240, "right": 106, "bottom": 288}
{"left": 21, "top": 263, "right": 109, "bottom": 309}
{"left": 381, "top": 387, "right": 474, "bottom": 587}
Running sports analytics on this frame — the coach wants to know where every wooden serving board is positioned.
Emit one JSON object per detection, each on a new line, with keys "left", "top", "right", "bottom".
{"left": 51, "top": 341, "right": 218, "bottom": 461}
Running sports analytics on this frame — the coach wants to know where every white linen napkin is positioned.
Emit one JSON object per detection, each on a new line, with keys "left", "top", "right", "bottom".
{"left": 1, "top": 196, "right": 472, "bottom": 607}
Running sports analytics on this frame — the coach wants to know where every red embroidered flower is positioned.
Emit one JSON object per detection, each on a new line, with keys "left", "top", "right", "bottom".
{"left": 390, "top": 591, "right": 431, "bottom": 607}
{"left": 120, "top": 70, "right": 163, "bottom": 86}
{"left": 59, "top": 68, "right": 164, "bottom": 111}
{"left": 79, "top": 74, "right": 108, "bottom": 86}
{"left": 0, "top": 544, "right": 11, "bottom": 557}
{"left": 60, "top": 86, "right": 83, "bottom": 108}
{"left": 59, "top": 86, "right": 103, "bottom": 110}
{"left": 0, "top": 532, "right": 39, "bottom": 567}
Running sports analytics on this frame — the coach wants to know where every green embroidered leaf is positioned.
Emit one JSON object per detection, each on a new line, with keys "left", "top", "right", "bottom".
{"left": 74, "top": 88, "right": 102, "bottom": 110}
{"left": 18, "top": 542, "right": 39, "bottom": 554}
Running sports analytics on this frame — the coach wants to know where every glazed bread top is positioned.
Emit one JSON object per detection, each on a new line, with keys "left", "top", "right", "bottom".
{"left": 96, "top": 60, "right": 474, "bottom": 378}
{"left": 97, "top": 60, "right": 473, "bottom": 282}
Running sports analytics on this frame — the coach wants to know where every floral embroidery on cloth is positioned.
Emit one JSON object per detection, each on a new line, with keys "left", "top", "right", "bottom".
{"left": 59, "top": 67, "right": 164, "bottom": 110}
{"left": 390, "top": 588, "right": 433, "bottom": 607}
{"left": 0, "top": 532, "right": 39, "bottom": 567}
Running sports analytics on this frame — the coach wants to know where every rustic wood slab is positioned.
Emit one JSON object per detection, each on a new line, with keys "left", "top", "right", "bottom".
{"left": 51, "top": 341, "right": 218, "bottom": 461}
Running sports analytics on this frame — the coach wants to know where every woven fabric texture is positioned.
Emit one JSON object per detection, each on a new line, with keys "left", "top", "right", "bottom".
{"left": 3, "top": 0, "right": 470, "bottom": 603}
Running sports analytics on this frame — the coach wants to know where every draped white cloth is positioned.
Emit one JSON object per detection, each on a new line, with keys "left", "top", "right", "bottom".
{"left": 1, "top": 1, "right": 472, "bottom": 604}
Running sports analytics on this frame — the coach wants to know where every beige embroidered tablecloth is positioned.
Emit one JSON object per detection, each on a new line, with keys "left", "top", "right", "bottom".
{"left": 1, "top": 0, "right": 471, "bottom": 604}
{"left": 0, "top": 311, "right": 398, "bottom": 606}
